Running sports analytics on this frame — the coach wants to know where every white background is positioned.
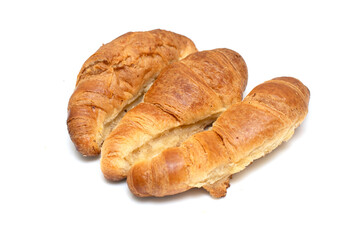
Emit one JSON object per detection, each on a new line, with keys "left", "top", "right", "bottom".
{"left": 1, "top": 0, "right": 355, "bottom": 239}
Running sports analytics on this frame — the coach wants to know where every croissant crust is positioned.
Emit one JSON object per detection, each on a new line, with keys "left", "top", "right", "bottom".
{"left": 127, "top": 77, "right": 310, "bottom": 198}
{"left": 100, "top": 48, "right": 248, "bottom": 181}
{"left": 67, "top": 29, "right": 197, "bottom": 156}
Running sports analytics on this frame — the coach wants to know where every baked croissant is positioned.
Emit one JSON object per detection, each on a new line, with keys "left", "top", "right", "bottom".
{"left": 67, "top": 29, "right": 197, "bottom": 156}
{"left": 127, "top": 77, "right": 310, "bottom": 198}
{"left": 101, "top": 48, "right": 248, "bottom": 181}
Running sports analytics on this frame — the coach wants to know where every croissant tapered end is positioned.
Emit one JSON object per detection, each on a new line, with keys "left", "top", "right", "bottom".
{"left": 127, "top": 160, "right": 154, "bottom": 197}
{"left": 127, "top": 148, "right": 191, "bottom": 197}
{"left": 100, "top": 155, "right": 130, "bottom": 182}
{"left": 270, "top": 76, "right": 310, "bottom": 103}
{"left": 67, "top": 105, "right": 102, "bottom": 156}
{"left": 215, "top": 48, "right": 248, "bottom": 93}
{"left": 244, "top": 76, "right": 310, "bottom": 124}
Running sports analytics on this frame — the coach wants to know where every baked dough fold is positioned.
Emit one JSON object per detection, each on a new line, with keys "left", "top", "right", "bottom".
{"left": 101, "top": 48, "right": 248, "bottom": 181}
{"left": 127, "top": 77, "right": 310, "bottom": 197}
{"left": 67, "top": 29, "right": 197, "bottom": 156}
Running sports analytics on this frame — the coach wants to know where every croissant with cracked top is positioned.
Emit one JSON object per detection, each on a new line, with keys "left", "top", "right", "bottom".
{"left": 67, "top": 29, "right": 197, "bottom": 156}
{"left": 127, "top": 77, "right": 310, "bottom": 198}
{"left": 100, "top": 48, "right": 248, "bottom": 181}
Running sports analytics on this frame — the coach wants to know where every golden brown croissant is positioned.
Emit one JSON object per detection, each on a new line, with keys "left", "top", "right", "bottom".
{"left": 67, "top": 29, "right": 197, "bottom": 156}
{"left": 127, "top": 77, "right": 310, "bottom": 198}
{"left": 101, "top": 48, "right": 248, "bottom": 181}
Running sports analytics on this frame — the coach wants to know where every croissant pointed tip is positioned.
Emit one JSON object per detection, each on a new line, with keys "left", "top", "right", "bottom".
{"left": 100, "top": 155, "right": 129, "bottom": 182}
{"left": 127, "top": 162, "right": 152, "bottom": 197}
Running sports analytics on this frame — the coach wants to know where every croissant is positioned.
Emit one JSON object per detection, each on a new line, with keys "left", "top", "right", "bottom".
{"left": 127, "top": 77, "right": 310, "bottom": 198}
{"left": 100, "top": 48, "right": 248, "bottom": 181}
{"left": 67, "top": 29, "right": 197, "bottom": 156}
